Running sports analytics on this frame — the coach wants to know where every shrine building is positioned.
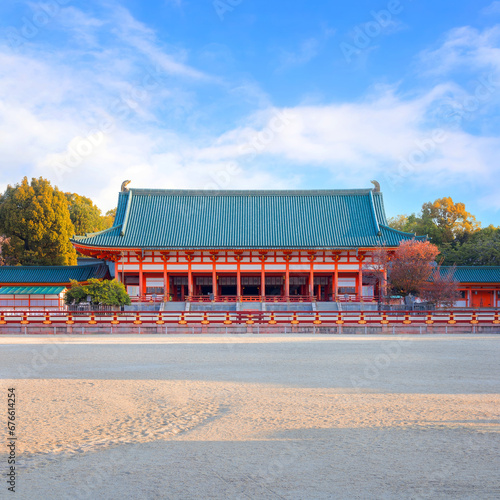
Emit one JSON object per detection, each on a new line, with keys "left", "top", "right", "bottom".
{"left": 71, "top": 184, "right": 424, "bottom": 303}
{"left": 439, "top": 266, "right": 500, "bottom": 308}
{"left": 0, "top": 262, "right": 110, "bottom": 309}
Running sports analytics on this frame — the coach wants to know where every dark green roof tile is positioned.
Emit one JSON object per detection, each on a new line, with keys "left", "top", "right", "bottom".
{"left": 0, "top": 264, "right": 110, "bottom": 284}
{"left": 439, "top": 266, "right": 500, "bottom": 283}
{"left": 0, "top": 286, "right": 66, "bottom": 295}
{"left": 72, "top": 188, "right": 423, "bottom": 249}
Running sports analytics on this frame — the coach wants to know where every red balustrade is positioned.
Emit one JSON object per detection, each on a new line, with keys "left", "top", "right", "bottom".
{"left": 0, "top": 309, "right": 498, "bottom": 329}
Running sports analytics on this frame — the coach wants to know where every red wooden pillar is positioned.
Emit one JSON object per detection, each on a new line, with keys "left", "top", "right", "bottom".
{"left": 260, "top": 253, "right": 267, "bottom": 300}
{"left": 285, "top": 255, "right": 290, "bottom": 300}
{"left": 236, "top": 258, "right": 241, "bottom": 300}
{"left": 139, "top": 261, "right": 144, "bottom": 301}
{"left": 188, "top": 267, "right": 193, "bottom": 298}
{"left": 309, "top": 254, "right": 315, "bottom": 298}
{"left": 164, "top": 269, "right": 169, "bottom": 301}
{"left": 212, "top": 268, "right": 217, "bottom": 300}
{"left": 159, "top": 252, "right": 170, "bottom": 301}
{"left": 333, "top": 254, "right": 339, "bottom": 301}
{"left": 356, "top": 253, "right": 365, "bottom": 301}
{"left": 359, "top": 267, "right": 363, "bottom": 301}
{"left": 121, "top": 252, "right": 126, "bottom": 284}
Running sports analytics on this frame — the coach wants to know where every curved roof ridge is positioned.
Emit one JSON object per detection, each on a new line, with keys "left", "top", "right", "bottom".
{"left": 73, "top": 223, "right": 122, "bottom": 240}
{"left": 379, "top": 224, "right": 426, "bottom": 239}
{"left": 128, "top": 188, "right": 376, "bottom": 197}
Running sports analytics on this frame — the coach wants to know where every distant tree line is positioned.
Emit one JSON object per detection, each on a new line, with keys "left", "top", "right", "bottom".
{"left": 388, "top": 197, "right": 500, "bottom": 266}
{"left": 0, "top": 177, "right": 115, "bottom": 266}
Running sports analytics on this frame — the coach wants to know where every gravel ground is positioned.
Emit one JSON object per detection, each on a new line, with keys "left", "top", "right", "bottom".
{"left": 0, "top": 334, "right": 499, "bottom": 499}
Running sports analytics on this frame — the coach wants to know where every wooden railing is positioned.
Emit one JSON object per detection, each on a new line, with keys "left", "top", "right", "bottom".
{"left": 188, "top": 295, "right": 339, "bottom": 303}
{"left": 136, "top": 294, "right": 380, "bottom": 303}
{"left": 130, "top": 295, "right": 165, "bottom": 303}
{"left": 0, "top": 309, "right": 498, "bottom": 328}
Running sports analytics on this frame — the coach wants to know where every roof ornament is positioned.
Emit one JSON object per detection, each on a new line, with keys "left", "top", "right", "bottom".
{"left": 371, "top": 180, "right": 380, "bottom": 192}
{"left": 121, "top": 180, "right": 131, "bottom": 192}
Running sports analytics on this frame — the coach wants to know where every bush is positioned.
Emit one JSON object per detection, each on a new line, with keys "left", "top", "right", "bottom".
{"left": 65, "top": 279, "right": 131, "bottom": 306}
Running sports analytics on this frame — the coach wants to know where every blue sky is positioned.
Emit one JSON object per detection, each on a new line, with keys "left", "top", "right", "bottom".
{"left": 1, "top": 0, "right": 500, "bottom": 226}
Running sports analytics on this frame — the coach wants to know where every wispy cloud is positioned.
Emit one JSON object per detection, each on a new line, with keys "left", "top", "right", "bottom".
{"left": 1, "top": 4, "right": 500, "bottom": 220}
{"left": 275, "top": 26, "right": 335, "bottom": 71}
{"left": 417, "top": 25, "right": 500, "bottom": 76}
{"left": 481, "top": 1, "right": 500, "bottom": 16}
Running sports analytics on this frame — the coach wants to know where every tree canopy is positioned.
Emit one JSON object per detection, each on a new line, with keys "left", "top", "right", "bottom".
{"left": 0, "top": 177, "right": 77, "bottom": 266}
{"left": 388, "top": 197, "right": 480, "bottom": 246}
{"left": 439, "top": 225, "right": 500, "bottom": 266}
{"left": 387, "top": 240, "right": 440, "bottom": 297}
{"left": 387, "top": 197, "right": 498, "bottom": 265}
{"left": 0, "top": 177, "right": 115, "bottom": 265}
{"left": 65, "top": 192, "right": 113, "bottom": 236}
{"left": 65, "top": 279, "right": 131, "bottom": 307}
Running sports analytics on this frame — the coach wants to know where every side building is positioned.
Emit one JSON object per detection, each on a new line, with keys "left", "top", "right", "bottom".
{"left": 441, "top": 267, "right": 500, "bottom": 308}
{"left": 71, "top": 184, "right": 422, "bottom": 303}
{"left": 0, "top": 263, "right": 110, "bottom": 309}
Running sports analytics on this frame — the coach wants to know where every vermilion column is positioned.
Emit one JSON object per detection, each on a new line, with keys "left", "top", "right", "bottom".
{"left": 188, "top": 263, "right": 193, "bottom": 297}
{"left": 285, "top": 255, "right": 290, "bottom": 299}
{"left": 309, "top": 256, "right": 315, "bottom": 298}
{"left": 139, "top": 261, "right": 144, "bottom": 300}
{"left": 333, "top": 255, "right": 339, "bottom": 301}
{"left": 236, "top": 260, "right": 241, "bottom": 299}
{"left": 359, "top": 267, "right": 363, "bottom": 302}
{"left": 212, "top": 268, "right": 217, "bottom": 300}
{"left": 164, "top": 267, "right": 169, "bottom": 300}
{"left": 261, "top": 265, "right": 266, "bottom": 299}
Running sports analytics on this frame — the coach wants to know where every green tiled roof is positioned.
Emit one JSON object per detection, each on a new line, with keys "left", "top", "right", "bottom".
{"left": 0, "top": 264, "right": 110, "bottom": 284}
{"left": 0, "top": 286, "right": 66, "bottom": 295}
{"left": 440, "top": 266, "right": 500, "bottom": 283}
{"left": 72, "top": 188, "right": 425, "bottom": 250}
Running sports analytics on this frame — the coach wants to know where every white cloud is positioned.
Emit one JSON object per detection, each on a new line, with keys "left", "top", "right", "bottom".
{"left": 1, "top": 7, "right": 500, "bottom": 219}
{"left": 418, "top": 25, "right": 500, "bottom": 76}
{"left": 189, "top": 85, "right": 500, "bottom": 192}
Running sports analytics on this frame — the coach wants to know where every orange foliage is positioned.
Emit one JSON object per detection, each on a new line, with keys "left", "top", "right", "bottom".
{"left": 388, "top": 240, "right": 440, "bottom": 297}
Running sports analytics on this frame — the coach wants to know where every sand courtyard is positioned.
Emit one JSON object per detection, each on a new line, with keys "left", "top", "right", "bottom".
{"left": 1, "top": 334, "right": 499, "bottom": 499}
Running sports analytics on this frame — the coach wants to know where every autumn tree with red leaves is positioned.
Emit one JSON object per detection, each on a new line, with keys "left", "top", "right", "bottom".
{"left": 387, "top": 240, "right": 440, "bottom": 298}
{"left": 420, "top": 264, "right": 460, "bottom": 307}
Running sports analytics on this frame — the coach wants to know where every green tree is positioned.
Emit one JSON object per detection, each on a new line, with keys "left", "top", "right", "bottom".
{"left": 65, "top": 193, "right": 114, "bottom": 235}
{"left": 440, "top": 225, "right": 500, "bottom": 265}
{"left": 65, "top": 279, "right": 131, "bottom": 307}
{"left": 388, "top": 197, "right": 481, "bottom": 247}
{"left": 102, "top": 207, "right": 116, "bottom": 229}
{"left": 0, "top": 177, "right": 77, "bottom": 265}
{"left": 419, "top": 197, "right": 480, "bottom": 246}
